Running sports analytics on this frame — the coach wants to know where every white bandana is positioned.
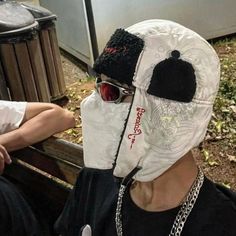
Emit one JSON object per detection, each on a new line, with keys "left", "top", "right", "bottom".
{"left": 80, "top": 91, "right": 130, "bottom": 169}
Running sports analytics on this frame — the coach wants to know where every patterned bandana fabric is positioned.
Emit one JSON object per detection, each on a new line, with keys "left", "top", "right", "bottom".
{"left": 80, "top": 91, "right": 131, "bottom": 169}
{"left": 84, "top": 19, "right": 220, "bottom": 181}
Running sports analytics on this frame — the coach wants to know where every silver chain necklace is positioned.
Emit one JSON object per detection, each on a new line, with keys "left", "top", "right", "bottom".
{"left": 115, "top": 168, "right": 204, "bottom": 236}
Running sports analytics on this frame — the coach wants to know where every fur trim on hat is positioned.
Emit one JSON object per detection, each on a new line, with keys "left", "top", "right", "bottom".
{"left": 93, "top": 29, "right": 144, "bottom": 86}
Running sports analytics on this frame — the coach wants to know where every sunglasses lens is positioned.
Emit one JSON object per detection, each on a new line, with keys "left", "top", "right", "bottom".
{"left": 99, "top": 83, "right": 120, "bottom": 102}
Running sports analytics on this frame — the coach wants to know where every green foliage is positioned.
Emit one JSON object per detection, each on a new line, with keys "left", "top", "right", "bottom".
{"left": 206, "top": 37, "right": 236, "bottom": 153}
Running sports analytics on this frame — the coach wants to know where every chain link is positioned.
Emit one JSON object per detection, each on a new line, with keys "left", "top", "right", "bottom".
{"left": 115, "top": 185, "right": 126, "bottom": 236}
{"left": 169, "top": 169, "right": 204, "bottom": 236}
{"left": 115, "top": 168, "right": 204, "bottom": 236}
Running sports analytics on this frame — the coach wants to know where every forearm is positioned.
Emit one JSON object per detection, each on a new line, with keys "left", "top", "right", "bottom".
{"left": 0, "top": 123, "right": 57, "bottom": 152}
{"left": 0, "top": 105, "right": 75, "bottom": 152}
{"left": 0, "top": 131, "right": 28, "bottom": 152}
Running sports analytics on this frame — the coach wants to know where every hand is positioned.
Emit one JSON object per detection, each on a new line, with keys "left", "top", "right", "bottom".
{"left": 0, "top": 144, "right": 12, "bottom": 174}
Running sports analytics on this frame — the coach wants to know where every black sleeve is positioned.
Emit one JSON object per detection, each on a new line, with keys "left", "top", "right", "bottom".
{"left": 0, "top": 176, "right": 42, "bottom": 236}
{"left": 54, "top": 168, "right": 119, "bottom": 236}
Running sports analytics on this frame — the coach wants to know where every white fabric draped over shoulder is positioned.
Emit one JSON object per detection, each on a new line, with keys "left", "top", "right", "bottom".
{"left": 0, "top": 100, "right": 27, "bottom": 134}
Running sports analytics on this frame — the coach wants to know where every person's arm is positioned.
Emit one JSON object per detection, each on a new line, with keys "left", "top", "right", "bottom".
{"left": 0, "top": 144, "right": 11, "bottom": 174}
{"left": 0, "top": 102, "right": 75, "bottom": 152}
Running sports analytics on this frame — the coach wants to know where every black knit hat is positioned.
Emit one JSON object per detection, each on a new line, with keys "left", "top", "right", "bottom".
{"left": 93, "top": 29, "right": 144, "bottom": 86}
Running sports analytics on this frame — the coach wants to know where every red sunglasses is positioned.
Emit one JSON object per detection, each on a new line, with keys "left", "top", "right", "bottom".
{"left": 95, "top": 77, "right": 134, "bottom": 103}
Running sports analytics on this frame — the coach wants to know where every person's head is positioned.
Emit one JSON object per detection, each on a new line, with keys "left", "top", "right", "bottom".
{"left": 81, "top": 19, "right": 220, "bottom": 182}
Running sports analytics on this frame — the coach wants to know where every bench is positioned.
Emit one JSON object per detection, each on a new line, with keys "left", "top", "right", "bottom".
{"left": 3, "top": 137, "right": 83, "bottom": 235}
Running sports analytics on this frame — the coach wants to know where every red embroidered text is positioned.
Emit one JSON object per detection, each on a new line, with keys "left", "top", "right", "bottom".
{"left": 128, "top": 107, "right": 145, "bottom": 149}
{"left": 104, "top": 46, "right": 127, "bottom": 54}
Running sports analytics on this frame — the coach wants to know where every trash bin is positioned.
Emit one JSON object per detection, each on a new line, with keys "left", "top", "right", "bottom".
{"left": 0, "top": 60, "right": 9, "bottom": 100}
{"left": 22, "top": 3, "right": 66, "bottom": 101}
{"left": 0, "top": 1, "right": 53, "bottom": 102}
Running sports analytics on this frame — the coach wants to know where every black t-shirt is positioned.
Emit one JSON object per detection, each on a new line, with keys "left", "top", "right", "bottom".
{"left": 55, "top": 168, "right": 236, "bottom": 236}
{"left": 0, "top": 176, "right": 42, "bottom": 236}
{"left": 103, "top": 185, "right": 180, "bottom": 236}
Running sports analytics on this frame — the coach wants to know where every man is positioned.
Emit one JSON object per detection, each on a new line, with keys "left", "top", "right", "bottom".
{"left": 0, "top": 100, "right": 75, "bottom": 235}
{"left": 55, "top": 20, "right": 236, "bottom": 236}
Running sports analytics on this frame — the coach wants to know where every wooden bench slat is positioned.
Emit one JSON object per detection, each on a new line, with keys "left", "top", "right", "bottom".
{"left": 34, "top": 136, "right": 84, "bottom": 167}
{"left": 4, "top": 159, "right": 71, "bottom": 207}
{"left": 11, "top": 147, "right": 81, "bottom": 185}
{"left": 4, "top": 137, "right": 84, "bottom": 226}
